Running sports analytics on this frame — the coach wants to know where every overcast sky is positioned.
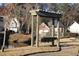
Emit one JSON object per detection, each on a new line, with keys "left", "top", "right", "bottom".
{"left": 0, "top": 3, "right": 3, "bottom": 6}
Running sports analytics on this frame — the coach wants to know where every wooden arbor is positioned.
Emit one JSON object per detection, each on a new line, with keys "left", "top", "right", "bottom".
{"left": 30, "top": 9, "right": 62, "bottom": 48}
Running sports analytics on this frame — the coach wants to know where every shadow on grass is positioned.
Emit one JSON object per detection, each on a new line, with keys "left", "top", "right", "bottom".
{"left": 22, "top": 47, "right": 61, "bottom": 56}
{"left": 22, "top": 50, "right": 61, "bottom": 56}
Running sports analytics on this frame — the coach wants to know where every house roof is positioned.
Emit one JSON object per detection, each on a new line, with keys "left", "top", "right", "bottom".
{"left": 39, "top": 22, "right": 49, "bottom": 30}
{"left": 68, "top": 21, "right": 79, "bottom": 33}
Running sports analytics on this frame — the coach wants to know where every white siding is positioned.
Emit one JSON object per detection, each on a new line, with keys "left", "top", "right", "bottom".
{"left": 8, "top": 18, "right": 20, "bottom": 32}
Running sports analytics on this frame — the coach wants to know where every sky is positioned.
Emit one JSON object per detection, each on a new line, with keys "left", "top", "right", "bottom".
{"left": 43, "top": 4, "right": 49, "bottom": 11}
{"left": 0, "top": 3, "right": 3, "bottom": 6}
{"left": 0, "top": 3, "right": 8, "bottom": 7}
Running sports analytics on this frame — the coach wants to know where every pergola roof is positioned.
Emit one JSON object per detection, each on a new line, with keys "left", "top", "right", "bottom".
{"left": 30, "top": 9, "right": 62, "bottom": 18}
{"left": 30, "top": 9, "right": 61, "bottom": 47}
{"left": 37, "top": 11, "right": 62, "bottom": 18}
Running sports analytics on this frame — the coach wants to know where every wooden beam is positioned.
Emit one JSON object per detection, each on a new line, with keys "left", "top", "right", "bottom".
{"left": 31, "top": 15, "right": 34, "bottom": 46}
{"left": 57, "top": 21, "right": 60, "bottom": 49}
{"left": 62, "top": 28, "right": 65, "bottom": 37}
{"left": 36, "top": 15, "right": 39, "bottom": 47}
{"left": 51, "top": 19, "right": 55, "bottom": 37}
{"left": 1, "top": 20, "right": 6, "bottom": 52}
{"left": 51, "top": 19, "right": 55, "bottom": 46}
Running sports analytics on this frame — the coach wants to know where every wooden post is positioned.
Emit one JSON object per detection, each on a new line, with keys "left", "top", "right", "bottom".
{"left": 51, "top": 19, "right": 55, "bottom": 46}
{"left": 62, "top": 28, "right": 65, "bottom": 37}
{"left": 36, "top": 15, "right": 39, "bottom": 47}
{"left": 31, "top": 15, "right": 34, "bottom": 46}
{"left": 52, "top": 25, "right": 55, "bottom": 37}
{"left": 49, "top": 20, "right": 52, "bottom": 36}
{"left": 57, "top": 20, "right": 60, "bottom": 49}
{"left": 1, "top": 19, "right": 6, "bottom": 52}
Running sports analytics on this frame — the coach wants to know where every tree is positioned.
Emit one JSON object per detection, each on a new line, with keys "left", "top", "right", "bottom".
{"left": 11, "top": 3, "right": 47, "bottom": 34}
{"left": 11, "top": 3, "right": 33, "bottom": 33}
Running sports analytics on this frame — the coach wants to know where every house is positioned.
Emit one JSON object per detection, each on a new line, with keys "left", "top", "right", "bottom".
{"left": 39, "top": 22, "right": 64, "bottom": 38}
{"left": 0, "top": 16, "right": 20, "bottom": 33}
{"left": 39, "top": 23, "right": 50, "bottom": 34}
{"left": 48, "top": 20, "right": 64, "bottom": 37}
{"left": 0, "top": 16, "right": 20, "bottom": 32}
{"left": 39, "top": 22, "right": 50, "bottom": 37}
{"left": 68, "top": 21, "right": 79, "bottom": 34}
{"left": 7, "top": 18, "right": 20, "bottom": 33}
{"left": 54, "top": 21, "right": 64, "bottom": 37}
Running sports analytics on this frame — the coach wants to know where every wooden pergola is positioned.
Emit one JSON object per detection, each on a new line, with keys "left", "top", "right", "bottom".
{"left": 30, "top": 9, "right": 62, "bottom": 49}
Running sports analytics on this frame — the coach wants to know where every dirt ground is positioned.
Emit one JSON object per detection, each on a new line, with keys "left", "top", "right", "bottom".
{"left": 0, "top": 37, "right": 79, "bottom": 56}
{"left": 29, "top": 37, "right": 79, "bottom": 56}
